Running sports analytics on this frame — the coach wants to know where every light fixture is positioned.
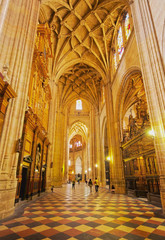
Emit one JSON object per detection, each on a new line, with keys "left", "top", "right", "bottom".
{"left": 85, "top": 170, "right": 87, "bottom": 173}
{"left": 148, "top": 129, "right": 155, "bottom": 137}
{"left": 95, "top": 164, "right": 98, "bottom": 168}
{"left": 88, "top": 168, "right": 91, "bottom": 171}
{"left": 106, "top": 156, "right": 110, "bottom": 161}
{"left": 72, "top": 171, "right": 74, "bottom": 174}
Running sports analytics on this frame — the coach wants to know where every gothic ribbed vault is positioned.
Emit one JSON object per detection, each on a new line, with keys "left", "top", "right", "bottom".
{"left": 40, "top": 0, "right": 129, "bottom": 107}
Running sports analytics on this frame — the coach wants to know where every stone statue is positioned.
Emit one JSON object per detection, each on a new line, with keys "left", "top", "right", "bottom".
{"left": 35, "top": 146, "right": 41, "bottom": 171}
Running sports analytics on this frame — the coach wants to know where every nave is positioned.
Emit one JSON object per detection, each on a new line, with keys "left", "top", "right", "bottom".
{"left": 0, "top": 184, "right": 165, "bottom": 240}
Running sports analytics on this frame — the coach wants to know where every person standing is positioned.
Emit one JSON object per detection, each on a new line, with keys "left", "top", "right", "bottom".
{"left": 111, "top": 185, "right": 115, "bottom": 193}
{"left": 94, "top": 178, "right": 99, "bottom": 192}
{"left": 72, "top": 179, "right": 75, "bottom": 189}
{"left": 88, "top": 179, "right": 93, "bottom": 192}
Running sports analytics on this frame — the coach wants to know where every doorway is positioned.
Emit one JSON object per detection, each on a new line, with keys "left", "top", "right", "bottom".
{"left": 20, "top": 166, "right": 28, "bottom": 200}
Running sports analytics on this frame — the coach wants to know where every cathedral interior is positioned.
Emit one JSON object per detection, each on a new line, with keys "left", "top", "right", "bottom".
{"left": 0, "top": 1, "right": 165, "bottom": 237}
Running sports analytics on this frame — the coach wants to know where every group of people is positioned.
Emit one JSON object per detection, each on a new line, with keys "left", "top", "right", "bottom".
{"left": 88, "top": 178, "right": 99, "bottom": 192}
{"left": 72, "top": 178, "right": 81, "bottom": 188}
{"left": 72, "top": 178, "right": 99, "bottom": 192}
{"left": 71, "top": 178, "right": 115, "bottom": 194}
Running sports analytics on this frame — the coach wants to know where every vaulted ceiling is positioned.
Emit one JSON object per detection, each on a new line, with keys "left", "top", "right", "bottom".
{"left": 40, "top": 0, "right": 129, "bottom": 108}
{"left": 58, "top": 63, "right": 102, "bottom": 107}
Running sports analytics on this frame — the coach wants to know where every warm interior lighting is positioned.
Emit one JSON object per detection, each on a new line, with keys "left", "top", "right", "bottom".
{"left": 85, "top": 170, "right": 87, "bottom": 173}
{"left": 88, "top": 168, "right": 91, "bottom": 171}
{"left": 106, "top": 156, "right": 110, "bottom": 161}
{"left": 148, "top": 129, "right": 155, "bottom": 137}
{"left": 95, "top": 164, "right": 98, "bottom": 168}
{"left": 68, "top": 160, "right": 71, "bottom": 166}
{"left": 72, "top": 171, "right": 74, "bottom": 174}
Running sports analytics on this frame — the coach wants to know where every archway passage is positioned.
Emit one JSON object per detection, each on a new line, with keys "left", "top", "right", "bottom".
{"left": 68, "top": 134, "right": 84, "bottom": 182}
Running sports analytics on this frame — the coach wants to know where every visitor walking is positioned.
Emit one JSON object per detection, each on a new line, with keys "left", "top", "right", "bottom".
{"left": 94, "top": 178, "right": 99, "bottom": 192}
{"left": 88, "top": 179, "right": 93, "bottom": 192}
{"left": 72, "top": 179, "right": 75, "bottom": 189}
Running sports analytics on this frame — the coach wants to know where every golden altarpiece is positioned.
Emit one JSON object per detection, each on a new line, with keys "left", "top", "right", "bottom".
{"left": 15, "top": 23, "right": 52, "bottom": 202}
{"left": 121, "top": 73, "right": 160, "bottom": 206}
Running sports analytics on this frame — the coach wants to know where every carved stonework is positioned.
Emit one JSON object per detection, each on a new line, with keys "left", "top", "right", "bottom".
{"left": 122, "top": 74, "right": 150, "bottom": 144}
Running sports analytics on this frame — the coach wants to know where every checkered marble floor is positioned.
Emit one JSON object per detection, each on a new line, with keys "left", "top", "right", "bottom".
{"left": 0, "top": 184, "right": 165, "bottom": 240}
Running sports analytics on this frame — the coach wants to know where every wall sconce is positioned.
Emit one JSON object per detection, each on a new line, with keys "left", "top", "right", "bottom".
{"left": 148, "top": 129, "right": 155, "bottom": 137}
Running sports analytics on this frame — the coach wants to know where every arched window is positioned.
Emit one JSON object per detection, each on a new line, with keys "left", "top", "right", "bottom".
{"left": 112, "top": 9, "right": 132, "bottom": 74}
{"left": 125, "top": 13, "right": 131, "bottom": 40}
{"left": 76, "top": 99, "right": 82, "bottom": 110}
{"left": 117, "top": 27, "right": 124, "bottom": 60}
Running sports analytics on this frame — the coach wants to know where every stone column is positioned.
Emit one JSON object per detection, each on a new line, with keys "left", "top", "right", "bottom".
{"left": 63, "top": 109, "right": 68, "bottom": 183}
{"left": 104, "top": 80, "right": 125, "bottom": 193}
{"left": 72, "top": 147, "right": 75, "bottom": 179}
{"left": 64, "top": 133, "right": 69, "bottom": 183}
{"left": 131, "top": 0, "right": 165, "bottom": 213}
{"left": 100, "top": 133, "right": 106, "bottom": 186}
{"left": 46, "top": 84, "right": 57, "bottom": 190}
{"left": 86, "top": 141, "right": 89, "bottom": 180}
{"left": 82, "top": 140, "right": 85, "bottom": 181}
{"left": 0, "top": 0, "right": 10, "bottom": 36}
{"left": 89, "top": 106, "right": 95, "bottom": 180}
{"left": 52, "top": 110, "right": 65, "bottom": 187}
{"left": 95, "top": 111, "right": 101, "bottom": 183}
{"left": 0, "top": 0, "right": 40, "bottom": 219}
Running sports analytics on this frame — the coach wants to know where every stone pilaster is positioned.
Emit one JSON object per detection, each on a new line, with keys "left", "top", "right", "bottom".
{"left": 46, "top": 84, "right": 57, "bottom": 190}
{"left": 131, "top": 0, "right": 165, "bottom": 213}
{"left": 63, "top": 109, "right": 68, "bottom": 183}
{"left": 82, "top": 141, "right": 85, "bottom": 181}
{"left": 95, "top": 111, "right": 101, "bottom": 182}
{"left": 0, "top": 0, "right": 40, "bottom": 219}
{"left": 104, "top": 80, "right": 125, "bottom": 193}
{"left": 100, "top": 123, "right": 106, "bottom": 186}
{"left": 52, "top": 110, "right": 65, "bottom": 187}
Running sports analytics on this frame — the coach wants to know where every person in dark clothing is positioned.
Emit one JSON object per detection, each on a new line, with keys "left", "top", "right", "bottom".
{"left": 94, "top": 178, "right": 99, "bottom": 192}
{"left": 111, "top": 185, "right": 115, "bottom": 193}
{"left": 88, "top": 179, "right": 93, "bottom": 192}
{"left": 72, "top": 179, "right": 75, "bottom": 189}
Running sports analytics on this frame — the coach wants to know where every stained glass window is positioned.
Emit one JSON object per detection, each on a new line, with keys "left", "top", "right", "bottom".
{"left": 114, "top": 53, "right": 117, "bottom": 70}
{"left": 125, "top": 13, "right": 131, "bottom": 40}
{"left": 76, "top": 99, "right": 82, "bottom": 110}
{"left": 117, "top": 27, "right": 124, "bottom": 60}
